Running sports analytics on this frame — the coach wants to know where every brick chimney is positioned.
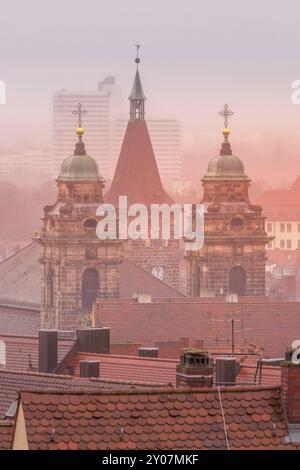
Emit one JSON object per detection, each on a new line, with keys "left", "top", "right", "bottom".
{"left": 281, "top": 346, "right": 300, "bottom": 423}
{"left": 215, "top": 357, "right": 236, "bottom": 386}
{"left": 138, "top": 347, "right": 159, "bottom": 358}
{"left": 39, "top": 330, "right": 58, "bottom": 373}
{"left": 80, "top": 360, "right": 100, "bottom": 378}
{"left": 176, "top": 349, "right": 213, "bottom": 388}
{"left": 76, "top": 327, "right": 110, "bottom": 354}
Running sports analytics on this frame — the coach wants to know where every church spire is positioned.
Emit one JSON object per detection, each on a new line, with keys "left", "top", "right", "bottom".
{"left": 218, "top": 103, "right": 233, "bottom": 156}
{"left": 129, "top": 44, "right": 146, "bottom": 120}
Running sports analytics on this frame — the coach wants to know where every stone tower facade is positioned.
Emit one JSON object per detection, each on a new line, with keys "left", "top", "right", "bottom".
{"left": 105, "top": 52, "right": 180, "bottom": 290}
{"left": 38, "top": 122, "right": 121, "bottom": 331}
{"left": 186, "top": 108, "right": 272, "bottom": 298}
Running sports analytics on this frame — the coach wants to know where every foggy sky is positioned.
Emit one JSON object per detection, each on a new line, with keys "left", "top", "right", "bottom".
{"left": 1, "top": 0, "right": 300, "bottom": 183}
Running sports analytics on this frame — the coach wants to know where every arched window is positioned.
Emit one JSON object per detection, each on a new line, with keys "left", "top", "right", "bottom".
{"left": 83, "top": 219, "right": 97, "bottom": 230}
{"left": 229, "top": 266, "right": 246, "bottom": 296}
{"left": 0, "top": 340, "right": 6, "bottom": 367}
{"left": 47, "top": 268, "right": 54, "bottom": 308}
{"left": 82, "top": 268, "right": 99, "bottom": 310}
{"left": 192, "top": 265, "right": 201, "bottom": 297}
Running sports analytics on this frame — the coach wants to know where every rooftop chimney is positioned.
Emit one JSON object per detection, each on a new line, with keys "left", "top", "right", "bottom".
{"left": 138, "top": 347, "right": 159, "bottom": 358}
{"left": 215, "top": 357, "right": 236, "bottom": 386}
{"left": 80, "top": 360, "right": 100, "bottom": 378}
{"left": 76, "top": 327, "right": 110, "bottom": 354}
{"left": 281, "top": 346, "right": 300, "bottom": 424}
{"left": 176, "top": 349, "right": 213, "bottom": 388}
{"left": 39, "top": 330, "right": 58, "bottom": 373}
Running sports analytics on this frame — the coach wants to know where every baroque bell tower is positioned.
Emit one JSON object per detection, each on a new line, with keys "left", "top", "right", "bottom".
{"left": 186, "top": 105, "right": 272, "bottom": 298}
{"left": 38, "top": 105, "right": 121, "bottom": 331}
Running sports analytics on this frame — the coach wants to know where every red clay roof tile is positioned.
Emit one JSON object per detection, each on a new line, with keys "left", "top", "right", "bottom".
{"left": 17, "top": 385, "right": 299, "bottom": 450}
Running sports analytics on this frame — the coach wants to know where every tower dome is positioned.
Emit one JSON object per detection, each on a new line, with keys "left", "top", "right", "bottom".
{"left": 203, "top": 107, "right": 248, "bottom": 181}
{"left": 58, "top": 126, "right": 102, "bottom": 182}
{"left": 204, "top": 152, "right": 247, "bottom": 180}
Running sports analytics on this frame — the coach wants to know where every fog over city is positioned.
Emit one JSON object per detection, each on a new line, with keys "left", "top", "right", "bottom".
{"left": 0, "top": 0, "right": 300, "bottom": 185}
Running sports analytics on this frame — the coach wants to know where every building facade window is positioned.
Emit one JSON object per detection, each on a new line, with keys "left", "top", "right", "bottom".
{"left": 287, "top": 223, "right": 292, "bottom": 233}
{"left": 82, "top": 268, "right": 100, "bottom": 310}
{"left": 280, "top": 239, "right": 285, "bottom": 249}
{"left": 229, "top": 266, "right": 246, "bottom": 296}
{"left": 298, "top": 223, "right": 300, "bottom": 233}
{"left": 267, "top": 222, "right": 272, "bottom": 232}
{"left": 287, "top": 240, "right": 292, "bottom": 249}
{"left": 280, "top": 223, "right": 285, "bottom": 232}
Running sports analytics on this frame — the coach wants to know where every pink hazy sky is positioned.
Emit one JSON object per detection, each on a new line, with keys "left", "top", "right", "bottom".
{"left": 1, "top": 0, "right": 300, "bottom": 183}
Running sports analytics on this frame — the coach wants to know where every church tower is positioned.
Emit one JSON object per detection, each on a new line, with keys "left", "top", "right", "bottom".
{"left": 105, "top": 47, "right": 180, "bottom": 289}
{"left": 39, "top": 105, "right": 121, "bottom": 331}
{"left": 186, "top": 105, "right": 272, "bottom": 298}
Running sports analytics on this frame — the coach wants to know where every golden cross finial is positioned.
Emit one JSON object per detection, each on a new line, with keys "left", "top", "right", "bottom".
{"left": 135, "top": 43, "right": 141, "bottom": 65}
{"left": 218, "top": 103, "right": 234, "bottom": 129}
{"left": 72, "top": 102, "right": 87, "bottom": 128}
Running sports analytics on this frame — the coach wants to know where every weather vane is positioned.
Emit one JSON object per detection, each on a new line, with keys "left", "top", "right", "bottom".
{"left": 135, "top": 43, "right": 141, "bottom": 65}
{"left": 72, "top": 102, "right": 87, "bottom": 128}
{"left": 218, "top": 103, "right": 234, "bottom": 129}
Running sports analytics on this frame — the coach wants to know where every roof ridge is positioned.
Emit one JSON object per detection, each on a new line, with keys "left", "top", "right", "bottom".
{"left": 0, "top": 242, "right": 35, "bottom": 266}
{"left": 74, "top": 351, "right": 178, "bottom": 364}
{"left": 0, "top": 368, "right": 74, "bottom": 379}
{"left": 19, "top": 384, "right": 281, "bottom": 397}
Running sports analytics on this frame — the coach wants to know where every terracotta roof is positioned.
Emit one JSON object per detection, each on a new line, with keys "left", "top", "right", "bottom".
{"left": 18, "top": 386, "right": 296, "bottom": 450}
{"left": 0, "top": 334, "right": 75, "bottom": 372}
{"left": 95, "top": 297, "right": 300, "bottom": 358}
{"left": 0, "top": 420, "right": 14, "bottom": 450}
{"left": 65, "top": 351, "right": 281, "bottom": 388}
{"left": 267, "top": 249, "right": 300, "bottom": 267}
{"left": 105, "top": 120, "right": 173, "bottom": 207}
{"left": 0, "top": 368, "right": 157, "bottom": 421}
{"left": 238, "top": 365, "right": 281, "bottom": 387}
{"left": 66, "top": 352, "right": 177, "bottom": 385}
{"left": 255, "top": 177, "right": 300, "bottom": 220}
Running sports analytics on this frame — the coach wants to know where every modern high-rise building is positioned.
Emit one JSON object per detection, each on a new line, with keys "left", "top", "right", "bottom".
{"left": 0, "top": 150, "right": 52, "bottom": 176}
{"left": 111, "top": 116, "right": 182, "bottom": 185}
{"left": 52, "top": 76, "right": 123, "bottom": 178}
{"left": 53, "top": 76, "right": 182, "bottom": 185}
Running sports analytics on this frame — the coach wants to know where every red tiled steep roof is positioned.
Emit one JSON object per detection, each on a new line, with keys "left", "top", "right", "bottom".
{"left": 94, "top": 298, "right": 300, "bottom": 358}
{"left": 66, "top": 352, "right": 177, "bottom": 386}
{"left": 105, "top": 120, "right": 173, "bottom": 207}
{"left": 0, "top": 334, "right": 75, "bottom": 372}
{"left": 0, "top": 421, "right": 14, "bottom": 450}
{"left": 0, "top": 368, "right": 157, "bottom": 421}
{"left": 18, "top": 386, "right": 296, "bottom": 450}
{"left": 255, "top": 177, "right": 300, "bottom": 220}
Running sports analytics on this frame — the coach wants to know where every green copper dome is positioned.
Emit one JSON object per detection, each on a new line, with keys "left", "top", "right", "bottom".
{"left": 58, "top": 153, "right": 101, "bottom": 182}
{"left": 203, "top": 153, "right": 248, "bottom": 180}
{"left": 57, "top": 128, "right": 101, "bottom": 182}
{"left": 203, "top": 128, "right": 249, "bottom": 181}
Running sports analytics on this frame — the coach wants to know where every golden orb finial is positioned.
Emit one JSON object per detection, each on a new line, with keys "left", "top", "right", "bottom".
{"left": 76, "top": 127, "right": 84, "bottom": 137}
{"left": 223, "top": 127, "right": 230, "bottom": 136}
